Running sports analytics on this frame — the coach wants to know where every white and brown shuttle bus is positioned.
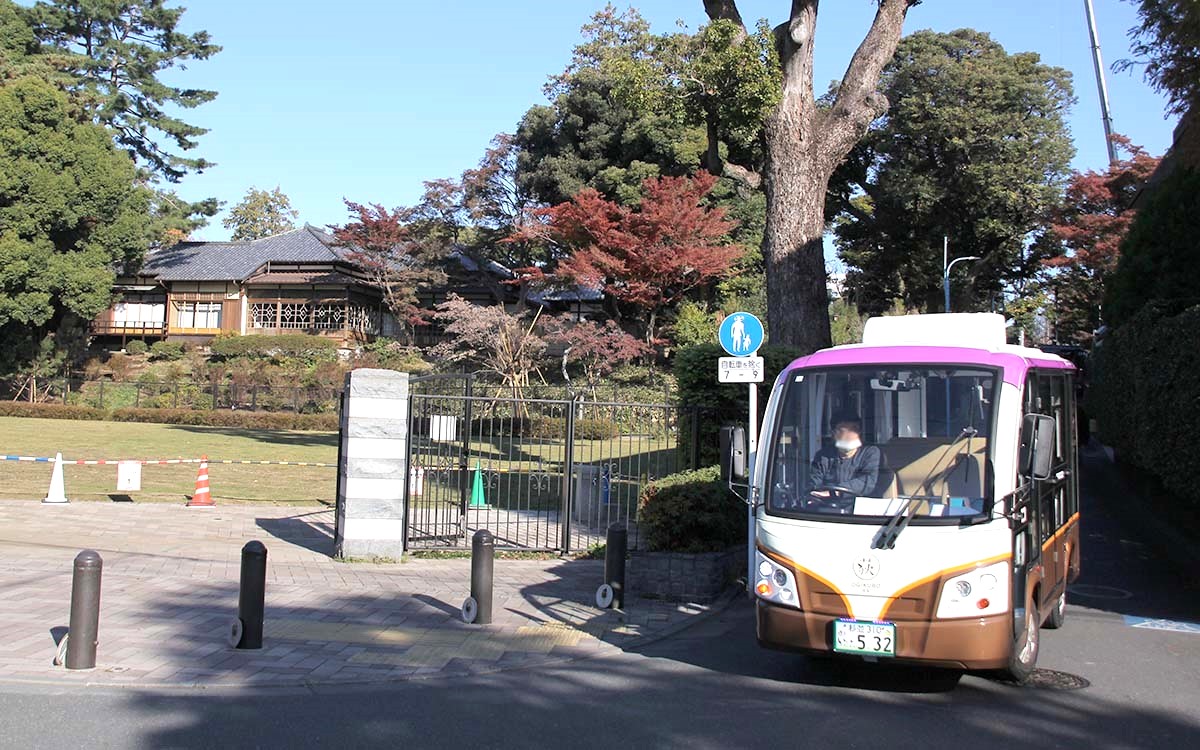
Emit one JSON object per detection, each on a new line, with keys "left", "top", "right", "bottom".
{"left": 733, "top": 313, "right": 1080, "bottom": 681}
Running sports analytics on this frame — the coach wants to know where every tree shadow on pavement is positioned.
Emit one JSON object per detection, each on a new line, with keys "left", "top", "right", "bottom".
{"left": 1071, "top": 449, "right": 1200, "bottom": 622}
{"left": 96, "top": 648, "right": 1200, "bottom": 748}
{"left": 254, "top": 512, "right": 335, "bottom": 556}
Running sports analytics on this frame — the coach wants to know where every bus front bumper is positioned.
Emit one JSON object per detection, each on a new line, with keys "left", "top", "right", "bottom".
{"left": 756, "top": 599, "right": 1013, "bottom": 671}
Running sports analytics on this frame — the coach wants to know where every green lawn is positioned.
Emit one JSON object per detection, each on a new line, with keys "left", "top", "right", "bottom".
{"left": 0, "top": 417, "right": 337, "bottom": 504}
{"left": 0, "top": 416, "right": 679, "bottom": 507}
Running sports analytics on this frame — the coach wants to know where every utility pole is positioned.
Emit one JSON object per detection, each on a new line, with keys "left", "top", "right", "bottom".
{"left": 1084, "top": 0, "right": 1118, "bottom": 166}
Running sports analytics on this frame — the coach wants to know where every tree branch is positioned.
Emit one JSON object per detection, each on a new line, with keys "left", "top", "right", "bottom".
{"left": 821, "top": 0, "right": 918, "bottom": 160}
{"left": 702, "top": 0, "right": 746, "bottom": 31}
{"left": 723, "top": 161, "right": 762, "bottom": 190}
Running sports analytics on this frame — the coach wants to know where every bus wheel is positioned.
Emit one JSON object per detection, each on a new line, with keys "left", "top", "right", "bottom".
{"left": 1043, "top": 591, "right": 1067, "bottom": 630}
{"left": 1001, "top": 602, "right": 1040, "bottom": 684}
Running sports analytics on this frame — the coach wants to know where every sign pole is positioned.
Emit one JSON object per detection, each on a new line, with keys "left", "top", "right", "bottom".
{"left": 747, "top": 381, "right": 758, "bottom": 594}
{"left": 716, "top": 311, "right": 766, "bottom": 597}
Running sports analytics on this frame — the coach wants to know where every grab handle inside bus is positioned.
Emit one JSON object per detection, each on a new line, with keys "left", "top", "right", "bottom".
{"left": 720, "top": 424, "right": 747, "bottom": 483}
{"left": 1019, "top": 414, "right": 1056, "bottom": 481}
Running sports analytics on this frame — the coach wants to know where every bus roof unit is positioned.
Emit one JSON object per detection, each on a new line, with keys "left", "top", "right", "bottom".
{"left": 862, "top": 313, "right": 1007, "bottom": 348}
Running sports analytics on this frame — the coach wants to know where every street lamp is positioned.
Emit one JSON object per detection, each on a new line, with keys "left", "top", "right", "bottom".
{"left": 942, "top": 238, "right": 981, "bottom": 313}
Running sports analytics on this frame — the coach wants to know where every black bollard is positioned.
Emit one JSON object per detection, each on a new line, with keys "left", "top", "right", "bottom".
{"left": 236, "top": 540, "right": 267, "bottom": 649}
{"left": 65, "top": 550, "right": 103, "bottom": 669}
{"left": 604, "top": 525, "right": 627, "bottom": 609}
{"left": 469, "top": 530, "right": 494, "bottom": 624}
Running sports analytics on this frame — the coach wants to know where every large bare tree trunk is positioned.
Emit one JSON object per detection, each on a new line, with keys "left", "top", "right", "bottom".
{"left": 705, "top": 0, "right": 917, "bottom": 354}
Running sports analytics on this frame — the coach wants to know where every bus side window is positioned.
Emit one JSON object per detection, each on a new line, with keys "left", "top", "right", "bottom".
{"left": 1047, "top": 373, "right": 1072, "bottom": 529}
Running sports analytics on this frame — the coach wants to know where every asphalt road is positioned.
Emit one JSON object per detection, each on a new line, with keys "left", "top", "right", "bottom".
{"left": 3, "top": 449, "right": 1197, "bottom": 750}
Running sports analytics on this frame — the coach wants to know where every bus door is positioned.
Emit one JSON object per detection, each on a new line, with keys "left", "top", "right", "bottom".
{"left": 1025, "top": 371, "right": 1075, "bottom": 608}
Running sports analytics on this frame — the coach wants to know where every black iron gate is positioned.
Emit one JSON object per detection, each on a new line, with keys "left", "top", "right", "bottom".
{"left": 404, "top": 377, "right": 680, "bottom": 552}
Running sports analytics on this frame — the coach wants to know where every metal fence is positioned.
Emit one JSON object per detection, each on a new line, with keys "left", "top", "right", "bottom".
{"left": 8, "top": 373, "right": 674, "bottom": 418}
{"left": 405, "top": 375, "right": 691, "bottom": 553}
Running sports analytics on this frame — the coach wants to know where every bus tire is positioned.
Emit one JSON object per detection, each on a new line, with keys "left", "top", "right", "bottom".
{"left": 1001, "top": 601, "right": 1040, "bottom": 684}
{"left": 1043, "top": 591, "right": 1067, "bottom": 630}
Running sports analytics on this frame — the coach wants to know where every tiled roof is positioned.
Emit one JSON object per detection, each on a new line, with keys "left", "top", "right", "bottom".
{"left": 243, "top": 270, "right": 366, "bottom": 286}
{"left": 143, "top": 226, "right": 348, "bottom": 281}
{"left": 528, "top": 285, "right": 604, "bottom": 304}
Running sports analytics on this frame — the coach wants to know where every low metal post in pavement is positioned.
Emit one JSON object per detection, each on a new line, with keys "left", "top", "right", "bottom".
{"left": 230, "top": 540, "right": 267, "bottom": 649}
{"left": 462, "top": 530, "right": 494, "bottom": 624}
{"left": 64, "top": 550, "right": 103, "bottom": 669}
{"left": 596, "top": 525, "right": 627, "bottom": 610}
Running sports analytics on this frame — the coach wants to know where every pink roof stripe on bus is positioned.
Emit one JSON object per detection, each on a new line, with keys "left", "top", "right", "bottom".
{"left": 784, "top": 345, "right": 1074, "bottom": 386}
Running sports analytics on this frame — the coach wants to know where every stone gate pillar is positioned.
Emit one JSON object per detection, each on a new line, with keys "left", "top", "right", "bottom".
{"left": 335, "top": 368, "right": 409, "bottom": 558}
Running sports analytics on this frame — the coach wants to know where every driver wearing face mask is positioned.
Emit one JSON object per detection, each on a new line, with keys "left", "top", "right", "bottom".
{"left": 809, "top": 413, "right": 881, "bottom": 498}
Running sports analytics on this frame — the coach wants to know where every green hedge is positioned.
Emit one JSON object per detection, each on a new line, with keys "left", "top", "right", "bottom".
{"left": 149, "top": 341, "right": 185, "bottom": 361}
{"left": 1088, "top": 305, "right": 1200, "bottom": 514}
{"left": 0, "top": 401, "right": 338, "bottom": 431}
{"left": 637, "top": 465, "right": 745, "bottom": 553}
{"left": 209, "top": 333, "right": 339, "bottom": 363}
{"left": 124, "top": 340, "right": 148, "bottom": 355}
{"left": 674, "top": 343, "right": 801, "bottom": 468}
{"left": 1105, "top": 166, "right": 1200, "bottom": 326}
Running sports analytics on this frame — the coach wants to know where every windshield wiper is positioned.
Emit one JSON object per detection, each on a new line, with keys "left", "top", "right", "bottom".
{"left": 874, "top": 497, "right": 920, "bottom": 549}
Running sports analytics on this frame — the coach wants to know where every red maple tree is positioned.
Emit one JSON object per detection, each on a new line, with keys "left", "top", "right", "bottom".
{"left": 330, "top": 200, "right": 446, "bottom": 342}
{"left": 541, "top": 316, "right": 651, "bottom": 391}
{"left": 1043, "top": 136, "right": 1160, "bottom": 341}
{"left": 515, "top": 172, "right": 742, "bottom": 347}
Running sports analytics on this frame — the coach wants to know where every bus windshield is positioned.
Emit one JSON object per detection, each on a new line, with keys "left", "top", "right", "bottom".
{"left": 765, "top": 366, "right": 998, "bottom": 523}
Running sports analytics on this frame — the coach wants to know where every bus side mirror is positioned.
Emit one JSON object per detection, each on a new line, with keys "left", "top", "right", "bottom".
{"left": 720, "top": 425, "right": 747, "bottom": 483}
{"left": 1019, "top": 414, "right": 1056, "bottom": 480}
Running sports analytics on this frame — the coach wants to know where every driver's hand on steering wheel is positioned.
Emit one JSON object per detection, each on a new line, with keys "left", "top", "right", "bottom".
{"left": 810, "top": 489, "right": 830, "bottom": 498}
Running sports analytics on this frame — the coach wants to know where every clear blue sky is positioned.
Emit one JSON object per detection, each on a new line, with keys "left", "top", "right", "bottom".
{"left": 160, "top": 0, "right": 1178, "bottom": 241}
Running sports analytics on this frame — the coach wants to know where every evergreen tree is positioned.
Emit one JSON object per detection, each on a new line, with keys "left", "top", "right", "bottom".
{"left": 223, "top": 187, "right": 299, "bottom": 241}
{"left": 28, "top": 0, "right": 221, "bottom": 182}
{"left": 0, "top": 76, "right": 150, "bottom": 386}
{"left": 833, "top": 30, "right": 1075, "bottom": 314}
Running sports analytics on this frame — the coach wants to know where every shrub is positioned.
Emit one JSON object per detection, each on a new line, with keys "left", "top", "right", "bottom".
{"left": 0, "top": 402, "right": 109, "bottom": 421}
{"left": 149, "top": 341, "right": 185, "bottom": 361}
{"left": 637, "top": 465, "right": 745, "bottom": 553}
{"left": 0, "top": 401, "right": 336, "bottom": 431}
{"left": 674, "top": 342, "right": 801, "bottom": 468}
{"left": 209, "top": 333, "right": 338, "bottom": 364}
{"left": 125, "top": 340, "right": 148, "bottom": 355}
{"left": 1105, "top": 166, "right": 1200, "bottom": 326}
{"left": 356, "top": 338, "right": 433, "bottom": 373}
{"left": 575, "top": 416, "right": 620, "bottom": 440}
{"left": 1088, "top": 305, "right": 1200, "bottom": 520}
{"left": 106, "top": 352, "right": 133, "bottom": 379}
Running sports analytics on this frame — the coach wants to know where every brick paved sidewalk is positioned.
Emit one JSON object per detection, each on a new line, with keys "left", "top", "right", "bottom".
{"left": 0, "top": 500, "right": 727, "bottom": 688}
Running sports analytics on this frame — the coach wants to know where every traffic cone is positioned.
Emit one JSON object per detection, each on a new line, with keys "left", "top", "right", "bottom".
{"left": 42, "top": 452, "right": 68, "bottom": 504}
{"left": 186, "top": 456, "right": 214, "bottom": 507}
{"left": 469, "top": 463, "right": 487, "bottom": 508}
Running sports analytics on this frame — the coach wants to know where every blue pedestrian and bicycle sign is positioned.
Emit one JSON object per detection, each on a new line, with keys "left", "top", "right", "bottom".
{"left": 719, "top": 312, "right": 763, "bottom": 357}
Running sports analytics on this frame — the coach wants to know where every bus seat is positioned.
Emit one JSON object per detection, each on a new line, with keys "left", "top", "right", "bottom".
{"left": 889, "top": 439, "right": 987, "bottom": 498}
{"left": 872, "top": 448, "right": 897, "bottom": 498}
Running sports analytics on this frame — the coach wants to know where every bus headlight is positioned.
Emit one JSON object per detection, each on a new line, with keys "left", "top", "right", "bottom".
{"left": 755, "top": 551, "right": 800, "bottom": 609}
{"left": 936, "top": 561, "right": 1009, "bottom": 619}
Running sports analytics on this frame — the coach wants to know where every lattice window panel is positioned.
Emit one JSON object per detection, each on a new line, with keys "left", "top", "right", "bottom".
{"left": 346, "top": 305, "right": 380, "bottom": 333}
{"left": 312, "top": 304, "right": 344, "bottom": 330}
{"left": 250, "top": 303, "right": 275, "bottom": 329}
{"left": 278, "top": 303, "right": 312, "bottom": 329}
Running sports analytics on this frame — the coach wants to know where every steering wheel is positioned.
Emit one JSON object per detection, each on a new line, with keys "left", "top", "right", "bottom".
{"left": 804, "top": 485, "right": 858, "bottom": 512}
{"left": 810, "top": 484, "right": 857, "bottom": 500}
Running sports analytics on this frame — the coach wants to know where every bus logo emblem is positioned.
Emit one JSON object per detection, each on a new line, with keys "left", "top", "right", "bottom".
{"left": 853, "top": 555, "right": 880, "bottom": 580}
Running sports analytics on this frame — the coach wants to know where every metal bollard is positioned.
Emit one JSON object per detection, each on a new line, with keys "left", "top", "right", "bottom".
{"left": 462, "top": 530, "right": 494, "bottom": 624}
{"left": 233, "top": 540, "right": 267, "bottom": 649}
{"left": 596, "top": 525, "right": 627, "bottom": 609}
{"left": 65, "top": 550, "right": 103, "bottom": 669}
